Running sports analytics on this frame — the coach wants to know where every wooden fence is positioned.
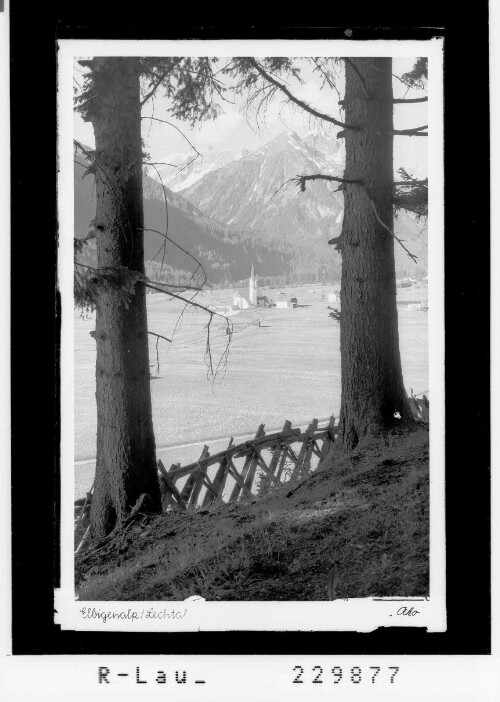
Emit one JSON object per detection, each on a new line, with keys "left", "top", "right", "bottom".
{"left": 157, "top": 416, "right": 337, "bottom": 512}
{"left": 76, "top": 394, "right": 428, "bottom": 516}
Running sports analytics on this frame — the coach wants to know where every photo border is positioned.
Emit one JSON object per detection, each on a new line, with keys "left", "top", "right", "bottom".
{"left": 9, "top": 15, "right": 490, "bottom": 655}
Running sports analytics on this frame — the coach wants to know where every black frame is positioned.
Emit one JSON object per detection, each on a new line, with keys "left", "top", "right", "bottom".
{"left": 10, "top": 10, "right": 490, "bottom": 655}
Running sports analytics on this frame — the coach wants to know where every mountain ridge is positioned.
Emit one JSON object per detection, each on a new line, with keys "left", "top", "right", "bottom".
{"left": 178, "top": 130, "right": 427, "bottom": 278}
{"left": 74, "top": 130, "right": 427, "bottom": 285}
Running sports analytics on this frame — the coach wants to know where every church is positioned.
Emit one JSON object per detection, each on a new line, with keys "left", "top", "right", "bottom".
{"left": 233, "top": 262, "right": 259, "bottom": 309}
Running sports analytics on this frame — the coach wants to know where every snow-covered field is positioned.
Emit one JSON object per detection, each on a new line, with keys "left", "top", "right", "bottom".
{"left": 73, "top": 283, "right": 429, "bottom": 497}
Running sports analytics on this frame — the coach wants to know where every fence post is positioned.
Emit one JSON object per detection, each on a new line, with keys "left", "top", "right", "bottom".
{"left": 202, "top": 438, "right": 233, "bottom": 507}
{"left": 318, "top": 415, "right": 336, "bottom": 464}
{"left": 179, "top": 445, "right": 209, "bottom": 505}
{"left": 267, "top": 420, "right": 291, "bottom": 484}
{"left": 158, "top": 460, "right": 187, "bottom": 511}
{"left": 229, "top": 424, "right": 266, "bottom": 502}
{"left": 291, "top": 419, "right": 317, "bottom": 480}
{"left": 188, "top": 445, "right": 212, "bottom": 507}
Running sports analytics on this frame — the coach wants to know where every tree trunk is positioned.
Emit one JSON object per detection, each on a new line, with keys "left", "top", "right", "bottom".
{"left": 85, "top": 58, "right": 161, "bottom": 539}
{"left": 338, "top": 58, "right": 413, "bottom": 450}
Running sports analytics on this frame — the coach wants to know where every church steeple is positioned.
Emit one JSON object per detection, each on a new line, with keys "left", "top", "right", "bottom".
{"left": 249, "top": 260, "right": 258, "bottom": 304}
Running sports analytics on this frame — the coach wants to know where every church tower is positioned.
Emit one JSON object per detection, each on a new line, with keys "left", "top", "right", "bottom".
{"left": 249, "top": 260, "right": 258, "bottom": 305}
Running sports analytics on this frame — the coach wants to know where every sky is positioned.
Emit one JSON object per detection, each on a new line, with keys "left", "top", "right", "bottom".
{"left": 73, "top": 57, "right": 427, "bottom": 176}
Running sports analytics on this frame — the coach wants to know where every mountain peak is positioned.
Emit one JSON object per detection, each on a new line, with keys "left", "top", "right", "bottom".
{"left": 267, "top": 129, "right": 304, "bottom": 148}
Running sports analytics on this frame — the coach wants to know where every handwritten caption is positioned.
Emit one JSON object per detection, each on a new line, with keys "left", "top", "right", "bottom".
{"left": 80, "top": 606, "right": 187, "bottom": 624}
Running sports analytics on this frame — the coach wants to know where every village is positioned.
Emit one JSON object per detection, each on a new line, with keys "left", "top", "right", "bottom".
{"left": 230, "top": 262, "right": 340, "bottom": 311}
{"left": 198, "top": 262, "right": 428, "bottom": 317}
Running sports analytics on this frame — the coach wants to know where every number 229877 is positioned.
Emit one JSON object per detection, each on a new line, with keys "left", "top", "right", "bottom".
{"left": 292, "top": 666, "right": 399, "bottom": 685}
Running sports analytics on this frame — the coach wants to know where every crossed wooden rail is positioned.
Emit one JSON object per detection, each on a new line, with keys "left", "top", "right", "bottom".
{"left": 75, "top": 395, "right": 428, "bottom": 517}
{"left": 157, "top": 416, "right": 337, "bottom": 512}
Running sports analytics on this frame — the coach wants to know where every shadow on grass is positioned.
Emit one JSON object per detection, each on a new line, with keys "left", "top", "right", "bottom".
{"left": 76, "top": 426, "right": 429, "bottom": 602}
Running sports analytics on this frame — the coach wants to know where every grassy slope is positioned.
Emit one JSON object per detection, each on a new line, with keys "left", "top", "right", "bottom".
{"left": 76, "top": 426, "right": 429, "bottom": 601}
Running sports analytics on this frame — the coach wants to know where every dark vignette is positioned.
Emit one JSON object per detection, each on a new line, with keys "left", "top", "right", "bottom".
{"left": 10, "top": 8, "right": 490, "bottom": 655}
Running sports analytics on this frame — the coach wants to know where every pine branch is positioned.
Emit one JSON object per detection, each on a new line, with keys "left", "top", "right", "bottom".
{"left": 401, "top": 58, "right": 428, "bottom": 91}
{"left": 393, "top": 200, "right": 428, "bottom": 219}
{"left": 393, "top": 179, "right": 428, "bottom": 186}
{"left": 393, "top": 168, "right": 428, "bottom": 219}
{"left": 311, "top": 58, "right": 342, "bottom": 101}
{"left": 140, "top": 68, "right": 170, "bottom": 106}
{"left": 247, "top": 58, "right": 357, "bottom": 131}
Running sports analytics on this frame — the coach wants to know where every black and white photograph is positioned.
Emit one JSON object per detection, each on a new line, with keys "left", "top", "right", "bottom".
{"left": 53, "top": 39, "right": 447, "bottom": 632}
{"left": 2, "top": 9, "right": 497, "bottom": 700}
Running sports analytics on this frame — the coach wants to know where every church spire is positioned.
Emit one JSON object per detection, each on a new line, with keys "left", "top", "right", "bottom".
{"left": 249, "top": 260, "right": 258, "bottom": 305}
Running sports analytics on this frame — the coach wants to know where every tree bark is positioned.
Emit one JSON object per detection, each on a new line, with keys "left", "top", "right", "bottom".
{"left": 338, "top": 58, "right": 414, "bottom": 450}
{"left": 85, "top": 58, "right": 161, "bottom": 539}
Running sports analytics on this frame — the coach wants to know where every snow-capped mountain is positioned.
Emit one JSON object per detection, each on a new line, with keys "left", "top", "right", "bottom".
{"left": 146, "top": 147, "right": 248, "bottom": 192}
{"left": 74, "top": 128, "right": 427, "bottom": 285}
{"left": 177, "top": 129, "right": 426, "bottom": 277}
{"left": 179, "top": 130, "right": 346, "bottom": 244}
{"left": 74, "top": 144, "right": 293, "bottom": 284}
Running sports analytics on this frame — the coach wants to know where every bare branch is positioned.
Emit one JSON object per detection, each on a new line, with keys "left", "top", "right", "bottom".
{"left": 143, "top": 161, "right": 179, "bottom": 169}
{"left": 370, "top": 199, "right": 418, "bottom": 264}
{"left": 148, "top": 331, "right": 172, "bottom": 343}
{"left": 292, "top": 173, "right": 363, "bottom": 192}
{"left": 393, "top": 125, "right": 428, "bottom": 136}
{"left": 144, "top": 282, "right": 233, "bottom": 381}
{"left": 141, "top": 159, "right": 207, "bottom": 291}
{"left": 144, "top": 282, "right": 225, "bottom": 319}
{"left": 393, "top": 97, "right": 428, "bottom": 104}
{"left": 143, "top": 162, "right": 170, "bottom": 273}
{"left": 265, "top": 178, "right": 295, "bottom": 207}
{"left": 247, "top": 58, "right": 357, "bottom": 131}
{"left": 143, "top": 278, "right": 203, "bottom": 292}
{"left": 141, "top": 116, "right": 202, "bottom": 161}
{"left": 138, "top": 227, "right": 208, "bottom": 289}
{"left": 75, "top": 261, "right": 203, "bottom": 293}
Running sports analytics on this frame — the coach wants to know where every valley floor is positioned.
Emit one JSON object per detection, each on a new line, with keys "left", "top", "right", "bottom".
{"left": 74, "top": 283, "right": 429, "bottom": 498}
